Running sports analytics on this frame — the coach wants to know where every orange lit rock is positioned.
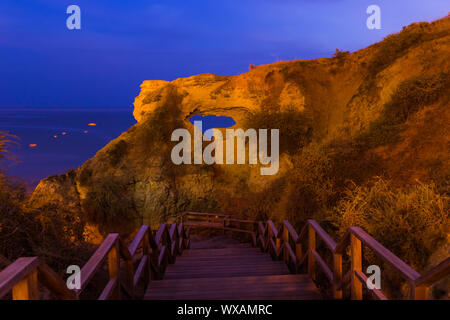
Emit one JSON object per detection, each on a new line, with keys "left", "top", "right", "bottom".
{"left": 29, "top": 144, "right": 37, "bottom": 148}
{"left": 88, "top": 123, "right": 97, "bottom": 126}
{"left": 30, "top": 15, "right": 450, "bottom": 240}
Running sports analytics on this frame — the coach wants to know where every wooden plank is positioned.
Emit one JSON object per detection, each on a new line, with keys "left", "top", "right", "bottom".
{"left": 128, "top": 225, "right": 149, "bottom": 256}
{"left": 333, "top": 253, "right": 343, "bottom": 299}
{"left": 12, "top": 269, "right": 38, "bottom": 300}
{"left": 145, "top": 274, "right": 321, "bottom": 300}
{"left": 337, "top": 270, "right": 351, "bottom": 290}
{"left": 266, "top": 221, "right": 278, "bottom": 238}
{"left": 308, "top": 225, "right": 316, "bottom": 281}
{"left": 350, "top": 227, "right": 420, "bottom": 282}
{"left": 414, "top": 257, "right": 450, "bottom": 287}
{"left": 308, "top": 220, "right": 336, "bottom": 251}
{"left": 133, "top": 256, "right": 148, "bottom": 288}
{"left": 297, "top": 223, "right": 308, "bottom": 243}
{"left": 0, "top": 257, "right": 40, "bottom": 298}
{"left": 98, "top": 278, "right": 117, "bottom": 300}
{"left": 184, "top": 221, "right": 223, "bottom": 229}
{"left": 311, "top": 250, "right": 333, "bottom": 282}
{"left": 354, "top": 270, "right": 388, "bottom": 300}
{"left": 108, "top": 241, "right": 120, "bottom": 299}
{"left": 155, "top": 224, "right": 168, "bottom": 245}
{"left": 80, "top": 234, "right": 118, "bottom": 291}
{"left": 282, "top": 220, "right": 299, "bottom": 243}
{"left": 284, "top": 242, "right": 296, "bottom": 265}
{"left": 351, "top": 233, "right": 363, "bottom": 300}
{"left": 38, "top": 263, "right": 77, "bottom": 300}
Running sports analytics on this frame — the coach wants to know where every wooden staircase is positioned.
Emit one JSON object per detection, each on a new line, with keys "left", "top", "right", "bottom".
{"left": 0, "top": 211, "right": 449, "bottom": 300}
{"left": 144, "top": 236, "right": 321, "bottom": 300}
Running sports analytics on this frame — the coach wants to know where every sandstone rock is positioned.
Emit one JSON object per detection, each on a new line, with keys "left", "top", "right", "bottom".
{"left": 29, "top": 16, "right": 450, "bottom": 238}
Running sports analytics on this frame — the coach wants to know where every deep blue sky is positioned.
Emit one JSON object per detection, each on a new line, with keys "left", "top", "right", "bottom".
{"left": 0, "top": 0, "right": 449, "bottom": 108}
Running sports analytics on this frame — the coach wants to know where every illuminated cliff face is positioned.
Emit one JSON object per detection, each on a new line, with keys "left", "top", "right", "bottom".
{"left": 30, "top": 16, "right": 450, "bottom": 236}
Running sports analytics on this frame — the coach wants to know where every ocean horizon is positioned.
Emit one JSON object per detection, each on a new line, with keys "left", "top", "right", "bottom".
{"left": 0, "top": 107, "right": 137, "bottom": 188}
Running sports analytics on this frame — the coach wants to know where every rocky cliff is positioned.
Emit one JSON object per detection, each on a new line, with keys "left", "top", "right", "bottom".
{"left": 30, "top": 16, "right": 450, "bottom": 239}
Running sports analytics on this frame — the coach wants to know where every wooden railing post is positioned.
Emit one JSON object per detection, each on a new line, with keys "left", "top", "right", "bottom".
{"left": 411, "top": 285, "right": 428, "bottom": 300}
{"left": 108, "top": 241, "right": 121, "bottom": 300}
{"left": 308, "top": 224, "right": 316, "bottom": 281}
{"left": 295, "top": 243, "right": 302, "bottom": 266}
{"left": 333, "top": 253, "right": 343, "bottom": 299}
{"left": 282, "top": 227, "right": 289, "bottom": 263}
{"left": 350, "top": 234, "right": 362, "bottom": 300}
{"left": 143, "top": 231, "right": 151, "bottom": 283}
{"left": 12, "top": 270, "right": 38, "bottom": 300}
{"left": 276, "top": 238, "right": 281, "bottom": 258}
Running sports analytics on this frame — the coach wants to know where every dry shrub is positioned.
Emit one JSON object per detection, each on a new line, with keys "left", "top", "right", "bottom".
{"left": 332, "top": 49, "right": 350, "bottom": 66}
{"left": 0, "top": 174, "right": 92, "bottom": 270}
{"left": 331, "top": 178, "right": 449, "bottom": 271}
{"left": 276, "top": 139, "right": 382, "bottom": 228}
{"left": 368, "top": 22, "right": 429, "bottom": 75}
{"left": 358, "top": 72, "right": 450, "bottom": 149}
{"left": 0, "top": 131, "right": 19, "bottom": 164}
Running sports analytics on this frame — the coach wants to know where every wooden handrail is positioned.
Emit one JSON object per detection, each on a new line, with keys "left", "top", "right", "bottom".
{"left": 1, "top": 211, "right": 448, "bottom": 300}
{"left": 182, "top": 212, "right": 449, "bottom": 300}
{"left": 414, "top": 257, "right": 450, "bottom": 287}
{"left": 0, "top": 257, "right": 76, "bottom": 300}
{"left": 0, "top": 221, "right": 190, "bottom": 300}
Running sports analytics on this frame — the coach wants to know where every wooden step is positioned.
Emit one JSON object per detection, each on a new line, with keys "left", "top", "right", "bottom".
{"left": 144, "top": 274, "right": 321, "bottom": 300}
{"left": 143, "top": 236, "right": 322, "bottom": 300}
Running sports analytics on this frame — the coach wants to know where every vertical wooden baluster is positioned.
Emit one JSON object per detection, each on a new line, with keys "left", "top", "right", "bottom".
{"left": 108, "top": 241, "right": 121, "bottom": 300}
{"left": 350, "top": 234, "right": 362, "bottom": 300}
{"left": 283, "top": 227, "right": 289, "bottom": 263}
{"left": 295, "top": 243, "right": 302, "bottom": 272}
{"left": 12, "top": 270, "right": 38, "bottom": 300}
{"left": 333, "top": 252, "right": 343, "bottom": 299}
{"left": 143, "top": 231, "right": 151, "bottom": 284}
{"left": 265, "top": 226, "right": 270, "bottom": 253}
{"left": 276, "top": 238, "right": 281, "bottom": 259}
{"left": 308, "top": 224, "right": 316, "bottom": 281}
{"left": 125, "top": 257, "right": 134, "bottom": 299}
{"left": 411, "top": 284, "right": 428, "bottom": 300}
